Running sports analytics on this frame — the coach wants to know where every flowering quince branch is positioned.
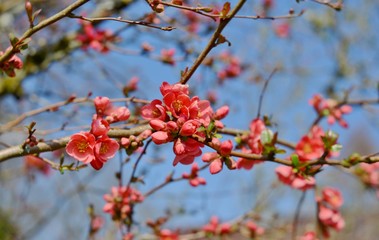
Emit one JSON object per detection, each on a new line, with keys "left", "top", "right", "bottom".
{"left": 0, "top": 0, "right": 90, "bottom": 65}
{"left": 67, "top": 14, "right": 176, "bottom": 31}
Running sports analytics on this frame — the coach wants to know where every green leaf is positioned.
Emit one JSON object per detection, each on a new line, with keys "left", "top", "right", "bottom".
{"left": 260, "top": 129, "right": 273, "bottom": 145}
{"left": 291, "top": 154, "right": 300, "bottom": 167}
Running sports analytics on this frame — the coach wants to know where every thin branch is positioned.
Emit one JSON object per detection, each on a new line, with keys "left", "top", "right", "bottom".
{"left": 292, "top": 191, "right": 307, "bottom": 240}
{"left": 126, "top": 139, "right": 152, "bottom": 189}
{"left": 257, "top": 68, "right": 277, "bottom": 118}
{"left": 180, "top": 0, "right": 247, "bottom": 84}
{"left": 67, "top": 14, "right": 175, "bottom": 31}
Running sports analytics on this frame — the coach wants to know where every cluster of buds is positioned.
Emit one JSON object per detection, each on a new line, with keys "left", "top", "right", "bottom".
{"left": 0, "top": 49, "right": 23, "bottom": 77}
{"left": 202, "top": 216, "right": 232, "bottom": 236}
{"left": 182, "top": 162, "right": 206, "bottom": 186}
{"left": 66, "top": 97, "right": 130, "bottom": 170}
{"left": 355, "top": 162, "right": 379, "bottom": 199}
{"left": 76, "top": 22, "right": 116, "bottom": 53}
{"left": 141, "top": 82, "right": 229, "bottom": 172}
{"left": 120, "top": 129, "right": 152, "bottom": 155}
{"left": 317, "top": 187, "right": 345, "bottom": 238}
{"left": 217, "top": 51, "right": 242, "bottom": 82}
{"left": 160, "top": 48, "right": 176, "bottom": 65}
{"left": 103, "top": 186, "right": 144, "bottom": 222}
{"left": 275, "top": 165, "right": 316, "bottom": 191}
{"left": 236, "top": 118, "right": 267, "bottom": 170}
{"left": 309, "top": 94, "right": 352, "bottom": 128}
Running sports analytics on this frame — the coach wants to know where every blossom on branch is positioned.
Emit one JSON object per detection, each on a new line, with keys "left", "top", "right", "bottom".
{"left": 182, "top": 162, "right": 206, "bottom": 187}
{"left": 0, "top": 50, "right": 23, "bottom": 77}
{"left": 309, "top": 94, "right": 352, "bottom": 128}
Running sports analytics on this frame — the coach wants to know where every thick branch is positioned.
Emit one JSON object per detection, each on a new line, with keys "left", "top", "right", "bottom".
{"left": 0, "top": 124, "right": 151, "bottom": 163}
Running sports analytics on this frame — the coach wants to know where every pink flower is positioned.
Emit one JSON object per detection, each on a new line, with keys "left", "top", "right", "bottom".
{"left": 0, "top": 50, "right": 23, "bottom": 77}
{"left": 203, "top": 216, "right": 231, "bottom": 236}
{"left": 318, "top": 204, "right": 345, "bottom": 233}
{"left": 274, "top": 22, "right": 290, "bottom": 38}
{"left": 103, "top": 186, "right": 144, "bottom": 221}
{"left": 160, "top": 48, "right": 176, "bottom": 65}
{"left": 141, "top": 99, "right": 167, "bottom": 121}
{"left": 24, "top": 155, "right": 50, "bottom": 176}
{"left": 91, "top": 117, "right": 110, "bottom": 137}
{"left": 90, "top": 215, "right": 104, "bottom": 234}
{"left": 76, "top": 22, "right": 115, "bottom": 53}
{"left": 245, "top": 221, "right": 265, "bottom": 238}
{"left": 299, "top": 231, "right": 319, "bottom": 240}
{"left": 173, "top": 138, "right": 202, "bottom": 165}
{"left": 275, "top": 165, "right": 316, "bottom": 191}
{"left": 295, "top": 126, "right": 325, "bottom": 161}
{"left": 322, "top": 187, "right": 343, "bottom": 209}
{"left": 309, "top": 94, "right": 352, "bottom": 128}
{"left": 94, "top": 96, "right": 111, "bottom": 116}
{"left": 159, "top": 229, "right": 179, "bottom": 240}
{"left": 182, "top": 163, "right": 206, "bottom": 187}
{"left": 94, "top": 137, "right": 119, "bottom": 162}
{"left": 66, "top": 132, "right": 96, "bottom": 164}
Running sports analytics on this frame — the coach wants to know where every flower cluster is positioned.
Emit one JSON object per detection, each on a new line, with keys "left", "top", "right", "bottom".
{"left": 76, "top": 22, "right": 116, "bottom": 53}
{"left": 141, "top": 82, "right": 229, "bottom": 168}
{"left": 355, "top": 162, "right": 379, "bottom": 199}
{"left": 0, "top": 50, "right": 23, "bottom": 77}
{"left": 236, "top": 118, "right": 266, "bottom": 170}
{"left": 244, "top": 220, "right": 265, "bottom": 238}
{"left": 202, "top": 216, "right": 232, "bottom": 236}
{"left": 275, "top": 165, "right": 316, "bottom": 191}
{"left": 182, "top": 163, "right": 206, "bottom": 187}
{"left": 217, "top": 51, "right": 242, "bottom": 82}
{"left": 317, "top": 187, "right": 345, "bottom": 238}
{"left": 121, "top": 129, "right": 152, "bottom": 155}
{"left": 103, "top": 186, "right": 144, "bottom": 222}
{"left": 66, "top": 97, "right": 130, "bottom": 170}
{"left": 202, "top": 138, "right": 236, "bottom": 174}
{"left": 309, "top": 94, "right": 352, "bottom": 128}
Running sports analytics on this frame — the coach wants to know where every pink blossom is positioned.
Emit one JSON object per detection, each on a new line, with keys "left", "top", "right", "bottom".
{"left": 309, "top": 94, "right": 352, "bottom": 128}
{"left": 275, "top": 165, "right": 316, "bottom": 191}
{"left": 90, "top": 215, "right": 104, "bottom": 234}
{"left": 213, "top": 105, "right": 229, "bottom": 120}
{"left": 322, "top": 187, "right": 343, "bottom": 209}
{"left": 299, "top": 231, "right": 319, "bottom": 240}
{"left": 141, "top": 99, "right": 167, "bottom": 121}
{"left": 0, "top": 50, "right": 23, "bottom": 77}
{"left": 160, "top": 48, "right": 176, "bottom": 65}
{"left": 274, "top": 22, "right": 290, "bottom": 38}
{"left": 94, "top": 137, "right": 119, "bottom": 162}
{"left": 245, "top": 221, "right": 265, "bottom": 237}
{"left": 203, "top": 216, "right": 231, "bottom": 236}
{"left": 103, "top": 186, "right": 144, "bottom": 221}
{"left": 179, "top": 120, "right": 200, "bottom": 136}
{"left": 182, "top": 163, "right": 206, "bottom": 187}
{"left": 94, "top": 96, "right": 111, "bottom": 116}
{"left": 91, "top": 117, "right": 110, "bottom": 137}
{"left": 318, "top": 204, "right": 345, "bottom": 232}
{"left": 66, "top": 132, "right": 96, "bottom": 164}
{"left": 105, "top": 106, "right": 130, "bottom": 123}
{"left": 172, "top": 138, "right": 202, "bottom": 165}
{"left": 295, "top": 126, "right": 325, "bottom": 161}
{"left": 159, "top": 229, "right": 179, "bottom": 240}
{"left": 76, "top": 22, "right": 115, "bottom": 53}
{"left": 24, "top": 155, "right": 50, "bottom": 176}
{"left": 151, "top": 131, "right": 172, "bottom": 144}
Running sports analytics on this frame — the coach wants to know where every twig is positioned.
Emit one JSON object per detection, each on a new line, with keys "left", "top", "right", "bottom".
{"left": 67, "top": 14, "right": 175, "bottom": 31}
{"left": 180, "top": 0, "right": 247, "bottom": 84}
{"left": 257, "top": 68, "right": 277, "bottom": 118}
{"left": 292, "top": 191, "right": 307, "bottom": 240}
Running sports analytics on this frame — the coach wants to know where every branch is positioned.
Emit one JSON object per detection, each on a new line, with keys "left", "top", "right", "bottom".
{"left": 67, "top": 14, "right": 175, "bottom": 31}
{"left": 180, "top": 0, "right": 247, "bottom": 84}
{"left": 0, "top": 0, "right": 90, "bottom": 64}
{"left": 0, "top": 124, "right": 151, "bottom": 163}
